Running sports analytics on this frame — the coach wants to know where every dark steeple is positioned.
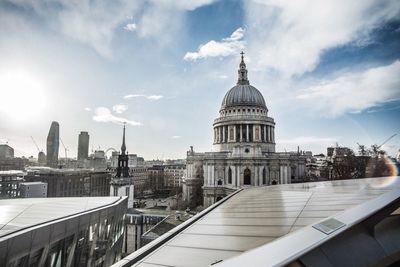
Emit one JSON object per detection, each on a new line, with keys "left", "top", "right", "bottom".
{"left": 237, "top": 51, "right": 249, "bottom": 85}
{"left": 116, "top": 123, "right": 129, "bottom": 177}
{"left": 121, "top": 122, "right": 126, "bottom": 155}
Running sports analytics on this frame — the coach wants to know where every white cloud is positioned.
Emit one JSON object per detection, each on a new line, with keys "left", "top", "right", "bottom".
{"left": 93, "top": 107, "right": 141, "bottom": 126}
{"left": 171, "top": 135, "right": 181, "bottom": 139}
{"left": 135, "top": 0, "right": 217, "bottom": 44}
{"left": 184, "top": 27, "right": 246, "bottom": 61}
{"left": 245, "top": 0, "right": 400, "bottom": 76}
{"left": 149, "top": 0, "right": 216, "bottom": 11}
{"left": 296, "top": 61, "right": 400, "bottom": 117}
{"left": 112, "top": 104, "right": 128, "bottom": 114}
{"left": 84, "top": 107, "right": 91, "bottom": 111}
{"left": 123, "top": 94, "right": 163, "bottom": 100}
{"left": 124, "top": 23, "right": 137, "bottom": 32}
{"left": 4, "top": 0, "right": 216, "bottom": 57}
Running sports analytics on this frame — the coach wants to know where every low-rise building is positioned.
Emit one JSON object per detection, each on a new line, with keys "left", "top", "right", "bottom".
{"left": 164, "top": 164, "right": 186, "bottom": 187}
{"left": 0, "top": 170, "right": 24, "bottom": 198}
{"left": 24, "top": 167, "right": 111, "bottom": 197}
{"left": 20, "top": 182, "right": 47, "bottom": 198}
{"left": 0, "top": 144, "right": 14, "bottom": 159}
{"left": 130, "top": 166, "right": 149, "bottom": 196}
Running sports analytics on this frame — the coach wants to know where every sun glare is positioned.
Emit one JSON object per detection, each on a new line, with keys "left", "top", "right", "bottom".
{"left": 0, "top": 71, "right": 46, "bottom": 122}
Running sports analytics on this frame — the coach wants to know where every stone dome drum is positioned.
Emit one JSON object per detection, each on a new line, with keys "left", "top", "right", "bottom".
{"left": 221, "top": 84, "right": 266, "bottom": 109}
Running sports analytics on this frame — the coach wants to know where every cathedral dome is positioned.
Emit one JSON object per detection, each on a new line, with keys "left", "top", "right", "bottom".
{"left": 220, "top": 52, "right": 267, "bottom": 110}
{"left": 221, "top": 84, "right": 266, "bottom": 109}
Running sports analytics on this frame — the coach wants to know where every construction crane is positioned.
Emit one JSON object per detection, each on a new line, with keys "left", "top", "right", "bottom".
{"left": 371, "top": 134, "right": 397, "bottom": 156}
{"left": 30, "top": 136, "right": 43, "bottom": 152}
{"left": 378, "top": 134, "right": 397, "bottom": 149}
{"left": 59, "top": 138, "right": 68, "bottom": 159}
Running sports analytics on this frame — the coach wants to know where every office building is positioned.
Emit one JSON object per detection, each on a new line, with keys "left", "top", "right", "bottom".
{"left": 46, "top": 121, "right": 59, "bottom": 167}
{"left": 77, "top": 131, "right": 89, "bottom": 160}
{"left": 0, "top": 197, "right": 127, "bottom": 266}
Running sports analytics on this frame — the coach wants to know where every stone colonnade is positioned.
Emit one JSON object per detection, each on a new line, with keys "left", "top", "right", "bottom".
{"left": 214, "top": 124, "right": 275, "bottom": 144}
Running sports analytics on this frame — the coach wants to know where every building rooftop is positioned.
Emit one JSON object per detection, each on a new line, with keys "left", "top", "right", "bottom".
{"left": 113, "top": 176, "right": 400, "bottom": 267}
{"left": 26, "top": 166, "right": 109, "bottom": 174}
{"left": 0, "top": 197, "right": 123, "bottom": 239}
{"left": 0, "top": 170, "right": 25, "bottom": 176}
{"left": 20, "top": 182, "right": 47, "bottom": 185}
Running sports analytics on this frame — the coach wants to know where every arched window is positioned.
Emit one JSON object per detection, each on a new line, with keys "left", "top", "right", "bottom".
{"left": 244, "top": 168, "right": 251, "bottom": 185}
{"left": 217, "top": 179, "right": 222, "bottom": 185}
{"left": 228, "top": 168, "right": 232, "bottom": 184}
{"left": 262, "top": 167, "right": 267, "bottom": 184}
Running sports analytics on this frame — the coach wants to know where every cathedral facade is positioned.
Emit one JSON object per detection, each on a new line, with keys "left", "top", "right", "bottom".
{"left": 182, "top": 53, "right": 306, "bottom": 208}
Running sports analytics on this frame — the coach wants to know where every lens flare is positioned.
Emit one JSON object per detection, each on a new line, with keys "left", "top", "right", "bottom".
{"left": 369, "top": 155, "right": 400, "bottom": 188}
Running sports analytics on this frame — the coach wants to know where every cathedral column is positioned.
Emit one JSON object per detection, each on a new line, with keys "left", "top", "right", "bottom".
{"left": 211, "top": 165, "right": 215, "bottom": 185}
{"left": 235, "top": 166, "right": 240, "bottom": 187}
{"left": 272, "top": 127, "right": 275, "bottom": 143}
{"left": 204, "top": 164, "right": 208, "bottom": 185}
{"left": 246, "top": 124, "right": 249, "bottom": 142}
{"left": 232, "top": 165, "right": 236, "bottom": 187}
{"left": 222, "top": 126, "right": 226, "bottom": 143}
{"left": 233, "top": 125, "right": 237, "bottom": 142}
{"left": 254, "top": 166, "right": 258, "bottom": 186}
{"left": 263, "top": 125, "right": 267, "bottom": 142}
{"left": 268, "top": 126, "right": 272, "bottom": 142}
{"left": 240, "top": 125, "right": 243, "bottom": 142}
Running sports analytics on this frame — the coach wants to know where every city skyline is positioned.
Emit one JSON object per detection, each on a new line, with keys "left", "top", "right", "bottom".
{"left": 1, "top": 0, "right": 399, "bottom": 159}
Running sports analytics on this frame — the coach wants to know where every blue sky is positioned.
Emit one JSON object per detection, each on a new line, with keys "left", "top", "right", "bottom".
{"left": 0, "top": 0, "right": 399, "bottom": 159}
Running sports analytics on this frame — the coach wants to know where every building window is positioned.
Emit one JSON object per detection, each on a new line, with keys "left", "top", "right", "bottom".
{"left": 244, "top": 168, "right": 251, "bottom": 185}
{"left": 228, "top": 168, "right": 232, "bottom": 184}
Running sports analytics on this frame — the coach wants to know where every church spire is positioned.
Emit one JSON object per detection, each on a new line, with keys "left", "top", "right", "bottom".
{"left": 237, "top": 51, "right": 249, "bottom": 85}
{"left": 121, "top": 122, "right": 126, "bottom": 155}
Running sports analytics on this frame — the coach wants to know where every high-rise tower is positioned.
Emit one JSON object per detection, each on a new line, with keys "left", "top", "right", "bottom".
{"left": 77, "top": 131, "right": 89, "bottom": 160}
{"left": 46, "top": 121, "right": 59, "bottom": 167}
